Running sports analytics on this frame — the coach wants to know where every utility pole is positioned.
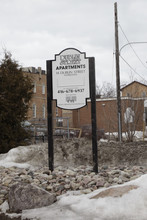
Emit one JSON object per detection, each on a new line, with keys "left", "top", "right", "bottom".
{"left": 114, "top": 2, "right": 122, "bottom": 142}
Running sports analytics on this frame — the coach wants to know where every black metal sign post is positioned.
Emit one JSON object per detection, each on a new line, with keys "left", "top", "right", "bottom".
{"left": 46, "top": 60, "right": 54, "bottom": 171}
{"left": 89, "top": 57, "right": 98, "bottom": 173}
{"left": 46, "top": 49, "right": 98, "bottom": 173}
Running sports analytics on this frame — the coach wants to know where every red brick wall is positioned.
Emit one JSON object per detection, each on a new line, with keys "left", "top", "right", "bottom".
{"left": 24, "top": 70, "right": 145, "bottom": 134}
{"left": 25, "top": 72, "right": 47, "bottom": 125}
{"left": 72, "top": 98, "right": 144, "bottom": 133}
{"left": 73, "top": 99, "right": 118, "bottom": 132}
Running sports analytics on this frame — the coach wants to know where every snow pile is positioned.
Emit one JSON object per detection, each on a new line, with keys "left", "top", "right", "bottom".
{"left": 22, "top": 174, "right": 147, "bottom": 220}
{"left": 134, "top": 131, "right": 143, "bottom": 139}
{"left": 0, "top": 144, "right": 48, "bottom": 169}
{"left": 0, "top": 146, "right": 31, "bottom": 169}
{"left": 0, "top": 143, "right": 146, "bottom": 219}
{"left": 105, "top": 131, "right": 144, "bottom": 141}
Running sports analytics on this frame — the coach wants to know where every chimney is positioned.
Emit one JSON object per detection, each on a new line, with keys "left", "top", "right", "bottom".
{"left": 38, "top": 67, "right": 42, "bottom": 79}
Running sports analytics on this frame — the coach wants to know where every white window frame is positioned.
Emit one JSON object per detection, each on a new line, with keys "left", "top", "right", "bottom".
{"left": 33, "top": 83, "right": 36, "bottom": 93}
{"left": 33, "top": 104, "right": 36, "bottom": 118}
{"left": 42, "top": 84, "right": 45, "bottom": 94}
{"left": 42, "top": 104, "right": 45, "bottom": 119}
{"left": 56, "top": 107, "right": 58, "bottom": 116}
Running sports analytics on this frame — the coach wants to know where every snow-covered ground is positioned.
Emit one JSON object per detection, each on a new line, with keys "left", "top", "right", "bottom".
{"left": 0, "top": 146, "right": 33, "bottom": 169}
{"left": 0, "top": 173, "right": 147, "bottom": 220}
{"left": 21, "top": 174, "right": 147, "bottom": 220}
{"left": 0, "top": 143, "right": 147, "bottom": 220}
{"left": 105, "top": 130, "right": 147, "bottom": 141}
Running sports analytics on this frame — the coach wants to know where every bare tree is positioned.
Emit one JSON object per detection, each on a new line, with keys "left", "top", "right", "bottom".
{"left": 101, "top": 82, "right": 116, "bottom": 98}
{"left": 96, "top": 83, "right": 102, "bottom": 98}
{"left": 96, "top": 82, "right": 116, "bottom": 98}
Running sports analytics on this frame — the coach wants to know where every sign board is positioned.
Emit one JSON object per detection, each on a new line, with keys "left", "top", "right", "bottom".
{"left": 47, "top": 50, "right": 98, "bottom": 173}
{"left": 52, "top": 48, "right": 90, "bottom": 109}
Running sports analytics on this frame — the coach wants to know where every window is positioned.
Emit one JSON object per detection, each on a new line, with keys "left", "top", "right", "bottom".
{"left": 42, "top": 104, "right": 45, "bottom": 119}
{"left": 126, "top": 93, "right": 130, "bottom": 97}
{"left": 32, "top": 104, "right": 36, "bottom": 118}
{"left": 56, "top": 118, "right": 63, "bottom": 127}
{"left": 33, "top": 83, "right": 36, "bottom": 93}
{"left": 42, "top": 84, "right": 45, "bottom": 94}
{"left": 142, "top": 91, "right": 146, "bottom": 97}
{"left": 56, "top": 107, "right": 58, "bottom": 116}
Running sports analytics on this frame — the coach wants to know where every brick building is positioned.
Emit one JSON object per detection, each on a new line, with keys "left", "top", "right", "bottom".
{"left": 23, "top": 67, "right": 48, "bottom": 134}
{"left": 23, "top": 67, "right": 64, "bottom": 134}
{"left": 121, "top": 81, "right": 147, "bottom": 98}
{"left": 72, "top": 97, "right": 144, "bottom": 133}
{"left": 24, "top": 69, "right": 146, "bottom": 135}
{"left": 72, "top": 81, "right": 147, "bottom": 133}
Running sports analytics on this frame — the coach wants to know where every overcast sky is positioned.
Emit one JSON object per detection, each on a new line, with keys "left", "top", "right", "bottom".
{"left": 1, "top": 0, "right": 147, "bottom": 86}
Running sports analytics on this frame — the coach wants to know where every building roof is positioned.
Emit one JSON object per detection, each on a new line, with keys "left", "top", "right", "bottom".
{"left": 22, "top": 67, "right": 46, "bottom": 75}
{"left": 120, "top": 81, "right": 147, "bottom": 91}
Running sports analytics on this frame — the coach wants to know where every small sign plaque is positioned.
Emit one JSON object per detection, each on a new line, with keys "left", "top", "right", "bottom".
{"left": 52, "top": 48, "right": 90, "bottom": 109}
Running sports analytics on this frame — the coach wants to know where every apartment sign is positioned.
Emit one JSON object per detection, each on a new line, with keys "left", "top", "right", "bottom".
{"left": 52, "top": 48, "right": 90, "bottom": 109}
{"left": 47, "top": 51, "right": 98, "bottom": 172}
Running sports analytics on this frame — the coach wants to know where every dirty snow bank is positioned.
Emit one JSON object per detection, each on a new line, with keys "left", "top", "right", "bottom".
{"left": 22, "top": 174, "right": 147, "bottom": 220}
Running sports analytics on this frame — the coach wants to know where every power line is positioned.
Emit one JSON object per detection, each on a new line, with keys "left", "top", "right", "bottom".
{"left": 120, "top": 42, "right": 147, "bottom": 53}
{"left": 120, "top": 55, "right": 147, "bottom": 83}
{"left": 119, "top": 24, "right": 147, "bottom": 70}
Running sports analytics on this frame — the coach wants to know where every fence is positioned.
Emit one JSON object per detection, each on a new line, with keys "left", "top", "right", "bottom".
{"left": 29, "top": 117, "right": 81, "bottom": 144}
{"left": 53, "top": 117, "right": 82, "bottom": 139}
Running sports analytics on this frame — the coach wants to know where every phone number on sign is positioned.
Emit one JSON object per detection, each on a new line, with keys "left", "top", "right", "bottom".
{"left": 58, "top": 88, "right": 84, "bottom": 93}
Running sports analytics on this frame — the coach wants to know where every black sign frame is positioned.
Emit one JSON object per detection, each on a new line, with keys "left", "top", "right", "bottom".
{"left": 46, "top": 49, "right": 98, "bottom": 173}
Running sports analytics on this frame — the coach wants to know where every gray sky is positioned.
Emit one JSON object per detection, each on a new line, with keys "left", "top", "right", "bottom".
{"left": 1, "top": 0, "right": 147, "bottom": 86}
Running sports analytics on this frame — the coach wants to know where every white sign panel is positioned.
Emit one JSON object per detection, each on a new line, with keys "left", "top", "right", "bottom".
{"left": 52, "top": 48, "right": 90, "bottom": 109}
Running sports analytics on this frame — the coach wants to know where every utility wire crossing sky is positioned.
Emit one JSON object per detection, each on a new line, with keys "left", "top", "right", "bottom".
{"left": 1, "top": 0, "right": 147, "bottom": 86}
